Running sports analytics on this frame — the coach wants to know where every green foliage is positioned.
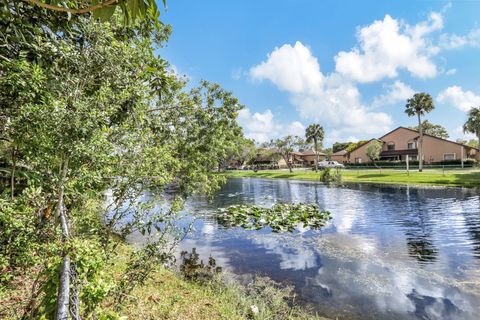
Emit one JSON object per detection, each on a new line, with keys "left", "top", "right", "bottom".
{"left": 0, "top": 6, "right": 247, "bottom": 317}
{"left": 0, "top": 188, "right": 52, "bottom": 283}
{"left": 319, "top": 167, "right": 342, "bottom": 184}
{"left": 345, "top": 140, "right": 369, "bottom": 152}
{"left": 266, "top": 135, "right": 306, "bottom": 172}
{"left": 463, "top": 107, "right": 480, "bottom": 145}
{"left": 332, "top": 142, "right": 353, "bottom": 153}
{"left": 365, "top": 140, "right": 383, "bottom": 163}
{"left": 305, "top": 124, "right": 324, "bottom": 148}
{"left": 179, "top": 248, "right": 222, "bottom": 283}
{"left": 405, "top": 92, "right": 435, "bottom": 117}
{"left": 23, "top": 0, "right": 165, "bottom": 31}
{"left": 217, "top": 203, "right": 331, "bottom": 233}
{"left": 405, "top": 92, "right": 435, "bottom": 171}
{"left": 410, "top": 120, "right": 449, "bottom": 139}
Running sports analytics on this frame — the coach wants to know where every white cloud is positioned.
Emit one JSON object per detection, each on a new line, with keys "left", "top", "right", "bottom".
{"left": 286, "top": 121, "right": 306, "bottom": 136}
{"left": 372, "top": 81, "right": 415, "bottom": 107}
{"left": 237, "top": 108, "right": 306, "bottom": 143}
{"left": 437, "top": 86, "right": 480, "bottom": 112}
{"left": 250, "top": 41, "right": 323, "bottom": 95}
{"left": 439, "top": 28, "right": 480, "bottom": 49}
{"left": 249, "top": 42, "right": 392, "bottom": 137}
{"left": 445, "top": 68, "right": 457, "bottom": 76}
{"left": 335, "top": 13, "right": 443, "bottom": 83}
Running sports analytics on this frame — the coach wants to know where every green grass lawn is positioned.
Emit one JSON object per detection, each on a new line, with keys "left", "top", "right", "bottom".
{"left": 223, "top": 168, "right": 480, "bottom": 188}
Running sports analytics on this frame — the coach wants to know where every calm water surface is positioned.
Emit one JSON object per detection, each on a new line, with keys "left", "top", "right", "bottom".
{"left": 179, "top": 178, "right": 480, "bottom": 320}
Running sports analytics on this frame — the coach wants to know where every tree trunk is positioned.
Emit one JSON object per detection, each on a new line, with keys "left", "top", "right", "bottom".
{"left": 285, "top": 154, "right": 292, "bottom": 173}
{"left": 314, "top": 139, "right": 319, "bottom": 172}
{"left": 56, "top": 159, "right": 70, "bottom": 320}
{"left": 417, "top": 113, "right": 423, "bottom": 172}
{"left": 10, "top": 147, "right": 16, "bottom": 200}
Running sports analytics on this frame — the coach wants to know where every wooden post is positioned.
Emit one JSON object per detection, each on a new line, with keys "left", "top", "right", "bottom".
{"left": 406, "top": 155, "right": 409, "bottom": 176}
{"left": 461, "top": 146, "right": 464, "bottom": 169}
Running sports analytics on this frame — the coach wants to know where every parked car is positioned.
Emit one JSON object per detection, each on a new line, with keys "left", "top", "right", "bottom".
{"left": 318, "top": 160, "right": 345, "bottom": 169}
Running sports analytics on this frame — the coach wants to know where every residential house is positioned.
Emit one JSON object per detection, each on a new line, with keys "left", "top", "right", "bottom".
{"left": 301, "top": 149, "right": 327, "bottom": 166}
{"left": 336, "top": 127, "right": 479, "bottom": 164}
{"left": 248, "top": 148, "right": 326, "bottom": 168}
{"left": 330, "top": 150, "right": 348, "bottom": 163}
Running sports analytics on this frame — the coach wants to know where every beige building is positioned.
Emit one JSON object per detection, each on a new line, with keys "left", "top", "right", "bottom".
{"left": 330, "top": 149, "right": 349, "bottom": 163}
{"left": 336, "top": 127, "right": 479, "bottom": 164}
{"left": 300, "top": 149, "right": 327, "bottom": 167}
{"left": 250, "top": 149, "right": 326, "bottom": 168}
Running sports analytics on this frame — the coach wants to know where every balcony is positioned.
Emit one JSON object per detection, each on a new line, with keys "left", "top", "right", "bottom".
{"left": 380, "top": 149, "right": 418, "bottom": 157}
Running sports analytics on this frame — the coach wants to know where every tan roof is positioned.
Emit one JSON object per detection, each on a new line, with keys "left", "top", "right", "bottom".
{"left": 301, "top": 149, "right": 326, "bottom": 156}
{"left": 380, "top": 127, "right": 480, "bottom": 150}
{"left": 332, "top": 150, "right": 348, "bottom": 156}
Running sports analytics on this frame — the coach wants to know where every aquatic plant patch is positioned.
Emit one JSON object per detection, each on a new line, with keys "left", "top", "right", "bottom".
{"left": 217, "top": 203, "right": 331, "bottom": 232}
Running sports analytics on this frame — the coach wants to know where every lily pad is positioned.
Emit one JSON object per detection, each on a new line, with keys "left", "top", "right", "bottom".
{"left": 216, "top": 203, "right": 331, "bottom": 233}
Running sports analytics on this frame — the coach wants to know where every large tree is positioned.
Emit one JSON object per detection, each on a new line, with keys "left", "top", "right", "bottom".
{"left": 332, "top": 142, "right": 353, "bottom": 153}
{"left": 405, "top": 93, "right": 435, "bottom": 172}
{"left": 463, "top": 107, "right": 480, "bottom": 151}
{"left": 365, "top": 140, "right": 383, "bottom": 166}
{"left": 269, "top": 135, "right": 305, "bottom": 173}
{"left": 0, "top": 7, "right": 245, "bottom": 319}
{"left": 305, "top": 124, "right": 324, "bottom": 171}
{"left": 410, "top": 120, "right": 449, "bottom": 139}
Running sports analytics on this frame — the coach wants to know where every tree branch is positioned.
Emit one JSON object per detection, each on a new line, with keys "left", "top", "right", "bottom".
{"left": 25, "top": 0, "right": 117, "bottom": 14}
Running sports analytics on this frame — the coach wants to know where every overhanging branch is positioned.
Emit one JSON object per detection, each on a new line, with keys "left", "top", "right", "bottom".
{"left": 25, "top": 0, "right": 117, "bottom": 14}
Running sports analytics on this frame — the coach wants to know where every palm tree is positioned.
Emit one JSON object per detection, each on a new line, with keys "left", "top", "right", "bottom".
{"left": 463, "top": 107, "right": 480, "bottom": 149}
{"left": 405, "top": 93, "right": 435, "bottom": 172}
{"left": 305, "top": 124, "right": 324, "bottom": 171}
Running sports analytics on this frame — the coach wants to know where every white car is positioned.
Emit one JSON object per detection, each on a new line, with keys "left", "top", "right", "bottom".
{"left": 318, "top": 160, "right": 345, "bottom": 169}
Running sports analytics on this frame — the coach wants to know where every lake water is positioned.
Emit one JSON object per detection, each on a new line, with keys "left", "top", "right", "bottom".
{"left": 175, "top": 178, "right": 480, "bottom": 320}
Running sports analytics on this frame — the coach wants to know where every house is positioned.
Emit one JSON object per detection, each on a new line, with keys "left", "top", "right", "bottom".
{"left": 336, "top": 127, "right": 479, "bottom": 164}
{"left": 301, "top": 149, "right": 327, "bottom": 166}
{"left": 249, "top": 148, "right": 327, "bottom": 169}
{"left": 330, "top": 149, "right": 348, "bottom": 163}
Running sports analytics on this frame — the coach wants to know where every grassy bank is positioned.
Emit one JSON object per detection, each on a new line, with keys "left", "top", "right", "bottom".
{"left": 1, "top": 243, "right": 329, "bottom": 320}
{"left": 223, "top": 168, "right": 480, "bottom": 188}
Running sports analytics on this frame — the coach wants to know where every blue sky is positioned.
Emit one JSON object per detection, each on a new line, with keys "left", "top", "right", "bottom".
{"left": 159, "top": 1, "right": 480, "bottom": 146}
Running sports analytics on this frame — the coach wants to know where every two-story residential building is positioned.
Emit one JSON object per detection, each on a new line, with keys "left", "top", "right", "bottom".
{"left": 335, "top": 127, "right": 479, "bottom": 164}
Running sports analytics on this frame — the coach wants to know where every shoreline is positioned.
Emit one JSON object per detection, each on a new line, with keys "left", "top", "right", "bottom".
{"left": 221, "top": 168, "right": 480, "bottom": 188}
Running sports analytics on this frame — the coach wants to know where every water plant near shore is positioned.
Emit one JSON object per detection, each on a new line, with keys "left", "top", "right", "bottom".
{"left": 217, "top": 203, "right": 331, "bottom": 232}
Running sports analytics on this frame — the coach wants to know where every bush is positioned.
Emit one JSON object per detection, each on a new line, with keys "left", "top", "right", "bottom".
{"left": 345, "top": 159, "right": 476, "bottom": 167}
{"left": 320, "top": 168, "right": 342, "bottom": 183}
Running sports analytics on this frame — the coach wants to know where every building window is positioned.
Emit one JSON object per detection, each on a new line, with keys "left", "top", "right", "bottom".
{"left": 355, "top": 157, "right": 362, "bottom": 164}
{"left": 409, "top": 155, "right": 418, "bottom": 161}
{"left": 387, "top": 142, "right": 395, "bottom": 151}
{"left": 444, "top": 153, "right": 456, "bottom": 160}
{"left": 407, "top": 141, "right": 416, "bottom": 149}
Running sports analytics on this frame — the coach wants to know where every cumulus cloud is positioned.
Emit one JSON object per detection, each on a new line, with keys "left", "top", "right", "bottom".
{"left": 437, "top": 86, "right": 480, "bottom": 112}
{"left": 249, "top": 41, "right": 392, "bottom": 137}
{"left": 372, "top": 81, "right": 415, "bottom": 107}
{"left": 439, "top": 28, "right": 480, "bottom": 49}
{"left": 250, "top": 41, "right": 323, "bottom": 95}
{"left": 335, "top": 13, "right": 443, "bottom": 83}
{"left": 237, "top": 108, "right": 305, "bottom": 143}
